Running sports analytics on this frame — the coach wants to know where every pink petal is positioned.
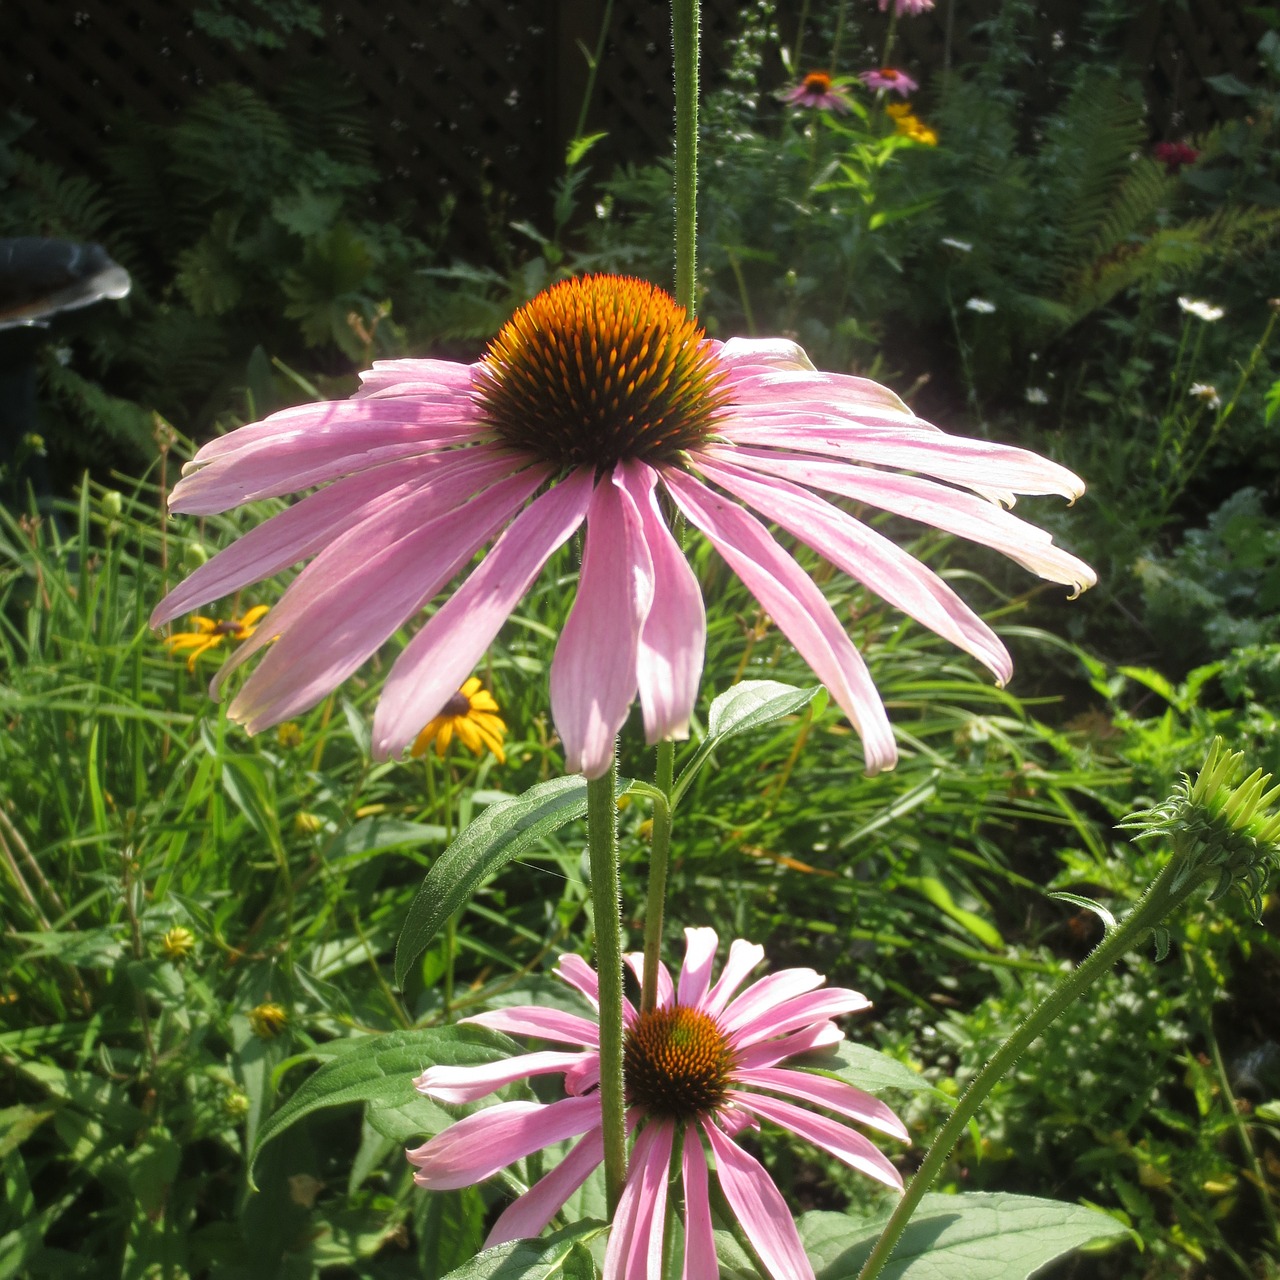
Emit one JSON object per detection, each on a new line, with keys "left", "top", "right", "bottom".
{"left": 731, "top": 1091, "right": 903, "bottom": 1191}
{"left": 677, "top": 927, "right": 720, "bottom": 1008}
{"left": 732, "top": 989, "right": 872, "bottom": 1047}
{"left": 557, "top": 953, "right": 601, "bottom": 1008}
{"left": 354, "top": 358, "right": 476, "bottom": 398}
{"left": 702, "top": 1119, "right": 815, "bottom": 1280}
{"left": 413, "top": 1050, "right": 594, "bottom": 1104}
{"left": 173, "top": 401, "right": 486, "bottom": 514}
{"left": 721, "top": 421, "right": 1085, "bottom": 505}
{"left": 735, "top": 1022, "right": 844, "bottom": 1071}
{"left": 225, "top": 465, "right": 548, "bottom": 732}
{"left": 484, "top": 1125, "right": 607, "bottom": 1248}
{"left": 624, "top": 951, "right": 675, "bottom": 1008}
{"left": 734, "top": 1066, "right": 908, "bottom": 1141}
{"left": 406, "top": 1095, "right": 600, "bottom": 1190}
{"left": 716, "top": 447, "right": 1095, "bottom": 594}
{"left": 603, "top": 1121, "right": 672, "bottom": 1280}
{"left": 662, "top": 469, "right": 897, "bottom": 775}
{"left": 550, "top": 471, "right": 654, "bottom": 778}
{"left": 372, "top": 469, "right": 595, "bottom": 759}
{"left": 701, "top": 939, "right": 765, "bottom": 1017}
{"left": 720, "top": 356, "right": 914, "bottom": 418}
{"left": 681, "top": 1127, "right": 717, "bottom": 1280}
{"left": 616, "top": 460, "right": 706, "bottom": 743}
{"left": 152, "top": 446, "right": 513, "bottom": 628}
{"left": 463, "top": 1007, "right": 601, "bottom": 1049}
{"left": 720, "top": 968, "right": 823, "bottom": 1035}
{"left": 693, "top": 455, "right": 1011, "bottom": 682}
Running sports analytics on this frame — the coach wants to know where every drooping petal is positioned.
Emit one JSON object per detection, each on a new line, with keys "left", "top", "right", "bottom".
{"left": 413, "top": 1050, "right": 594, "bottom": 1104}
{"left": 662, "top": 469, "right": 897, "bottom": 775}
{"left": 693, "top": 454, "right": 1011, "bottom": 682}
{"left": 734, "top": 1065, "right": 909, "bottom": 1141}
{"left": 616, "top": 459, "right": 706, "bottom": 743}
{"left": 225, "top": 465, "right": 549, "bottom": 732}
{"left": 557, "top": 953, "right": 601, "bottom": 1008}
{"left": 406, "top": 1095, "right": 600, "bottom": 1190}
{"left": 484, "top": 1125, "right": 607, "bottom": 1249}
{"left": 681, "top": 1126, "right": 717, "bottom": 1280}
{"left": 603, "top": 1120, "right": 673, "bottom": 1280}
{"left": 677, "top": 927, "right": 720, "bottom": 1008}
{"left": 731, "top": 1090, "right": 904, "bottom": 1191}
{"left": 372, "top": 469, "right": 595, "bottom": 759}
{"left": 701, "top": 939, "right": 765, "bottom": 1017}
{"left": 716, "top": 447, "right": 1095, "bottom": 594}
{"left": 550, "top": 472, "right": 654, "bottom": 778}
{"left": 172, "top": 400, "right": 487, "bottom": 514}
{"left": 354, "top": 358, "right": 477, "bottom": 399}
{"left": 463, "top": 1006, "right": 601, "bottom": 1049}
{"left": 721, "top": 420, "right": 1085, "bottom": 506}
{"left": 702, "top": 1119, "right": 816, "bottom": 1280}
{"left": 152, "top": 447, "right": 515, "bottom": 627}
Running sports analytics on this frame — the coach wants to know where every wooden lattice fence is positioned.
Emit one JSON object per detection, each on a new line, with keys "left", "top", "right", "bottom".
{"left": 2, "top": 0, "right": 1270, "bottom": 254}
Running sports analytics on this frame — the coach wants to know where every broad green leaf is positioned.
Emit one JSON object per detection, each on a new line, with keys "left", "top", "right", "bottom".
{"left": 441, "top": 1222, "right": 605, "bottom": 1279}
{"left": 394, "top": 776, "right": 628, "bottom": 985}
{"left": 802, "top": 1041, "right": 951, "bottom": 1103}
{"left": 674, "top": 681, "right": 825, "bottom": 803}
{"left": 250, "top": 1026, "right": 514, "bottom": 1179}
{"left": 796, "top": 1192, "right": 1132, "bottom": 1279}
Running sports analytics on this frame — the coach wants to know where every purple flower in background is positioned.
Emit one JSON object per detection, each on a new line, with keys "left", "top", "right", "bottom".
{"left": 858, "top": 67, "right": 919, "bottom": 95}
{"left": 878, "top": 0, "right": 935, "bottom": 14}
{"left": 782, "top": 71, "right": 853, "bottom": 113}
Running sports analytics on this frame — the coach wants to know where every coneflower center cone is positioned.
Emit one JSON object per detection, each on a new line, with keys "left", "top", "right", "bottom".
{"left": 624, "top": 1005, "right": 738, "bottom": 1119}
{"left": 474, "top": 274, "right": 732, "bottom": 471}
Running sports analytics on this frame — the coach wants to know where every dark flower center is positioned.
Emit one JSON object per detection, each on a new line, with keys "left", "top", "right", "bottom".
{"left": 624, "top": 1004, "right": 737, "bottom": 1120}
{"left": 474, "top": 275, "right": 731, "bottom": 471}
{"left": 441, "top": 692, "right": 471, "bottom": 718}
{"left": 803, "top": 72, "right": 833, "bottom": 93}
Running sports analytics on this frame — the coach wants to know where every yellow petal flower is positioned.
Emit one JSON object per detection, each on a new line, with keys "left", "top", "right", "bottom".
{"left": 411, "top": 679, "right": 507, "bottom": 764}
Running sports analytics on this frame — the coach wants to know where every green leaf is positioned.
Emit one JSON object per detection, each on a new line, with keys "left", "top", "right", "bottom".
{"left": 394, "top": 776, "right": 628, "bottom": 985}
{"left": 797, "top": 1192, "right": 1132, "bottom": 1279}
{"left": 565, "top": 132, "right": 608, "bottom": 168}
{"left": 440, "top": 1222, "right": 606, "bottom": 1279}
{"left": 898, "top": 876, "right": 1003, "bottom": 950}
{"left": 1204, "top": 73, "right": 1252, "bottom": 97}
{"left": 249, "top": 1026, "right": 513, "bottom": 1180}
{"left": 674, "top": 681, "right": 825, "bottom": 803}
{"left": 324, "top": 815, "right": 447, "bottom": 864}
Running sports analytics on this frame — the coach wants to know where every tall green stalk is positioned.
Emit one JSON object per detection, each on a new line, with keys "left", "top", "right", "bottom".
{"left": 640, "top": 740, "right": 676, "bottom": 1012}
{"left": 587, "top": 756, "right": 628, "bottom": 1212}
{"left": 672, "top": 0, "right": 699, "bottom": 314}
{"left": 855, "top": 855, "right": 1217, "bottom": 1280}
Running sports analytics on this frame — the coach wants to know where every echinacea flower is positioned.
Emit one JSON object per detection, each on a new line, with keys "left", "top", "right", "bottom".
{"left": 858, "top": 67, "right": 918, "bottom": 96}
{"left": 406, "top": 927, "right": 907, "bottom": 1279}
{"left": 151, "top": 274, "right": 1093, "bottom": 779}
{"left": 1178, "top": 296, "right": 1225, "bottom": 323}
{"left": 878, "top": 0, "right": 934, "bottom": 12}
{"left": 411, "top": 676, "right": 507, "bottom": 763}
{"left": 162, "top": 604, "right": 269, "bottom": 672}
{"left": 782, "top": 71, "right": 853, "bottom": 113}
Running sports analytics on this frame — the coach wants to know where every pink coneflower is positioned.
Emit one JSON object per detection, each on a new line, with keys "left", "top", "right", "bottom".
{"left": 406, "top": 927, "right": 908, "bottom": 1279}
{"left": 858, "top": 67, "right": 919, "bottom": 96}
{"left": 151, "top": 274, "right": 1093, "bottom": 779}
{"left": 878, "top": 0, "right": 935, "bottom": 13}
{"left": 782, "top": 71, "right": 853, "bottom": 113}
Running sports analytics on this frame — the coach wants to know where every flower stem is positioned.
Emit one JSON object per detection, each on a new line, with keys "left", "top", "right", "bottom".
{"left": 855, "top": 853, "right": 1210, "bottom": 1280}
{"left": 641, "top": 739, "right": 676, "bottom": 1012}
{"left": 672, "top": 0, "right": 699, "bottom": 313}
{"left": 587, "top": 754, "right": 628, "bottom": 1213}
